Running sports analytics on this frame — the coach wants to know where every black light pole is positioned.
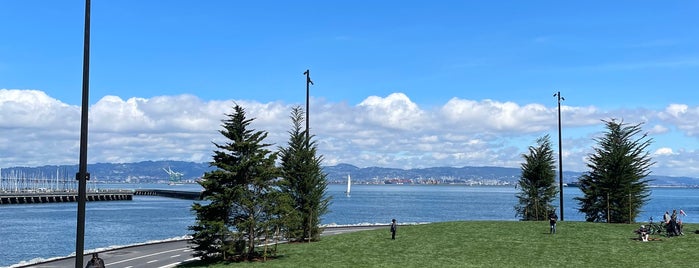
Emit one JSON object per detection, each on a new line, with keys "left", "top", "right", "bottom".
{"left": 303, "top": 69, "right": 313, "bottom": 143}
{"left": 75, "top": 0, "right": 91, "bottom": 267}
{"left": 554, "top": 91, "right": 564, "bottom": 221}
{"left": 302, "top": 69, "right": 313, "bottom": 242}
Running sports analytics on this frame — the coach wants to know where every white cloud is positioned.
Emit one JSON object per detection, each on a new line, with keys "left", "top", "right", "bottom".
{"left": 0, "top": 89, "right": 78, "bottom": 129}
{"left": 666, "top": 104, "right": 688, "bottom": 117}
{"left": 2, "top": 89, "right": 699, "bottom": 178}
{"left": 439, "top": 98, "right": 551, "bottom": 133}
{"left": 356, "top": 93, "right": 427, "bottom": 130}
{"left": 654, "top": 147, "right": 674, "bottom": 156}
{"left": 658, "top": 104, "right": 699, "bottom": 136}
{"left": 649, "top": 124, "right": 669, "bottom": 135}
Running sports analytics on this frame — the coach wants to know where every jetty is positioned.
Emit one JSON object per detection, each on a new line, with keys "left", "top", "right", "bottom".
{"left": 0, "top": 168, "right": 139, "bottom": 205}
{"left": 0, "top": 169, "right": 202, "bottom": 204}
{"left": 0, "top": 190, "right": 133, "bottom": 205}
{"left": 134, "top": 189, "right": 202, "bottom": 200}
{"left": 0, "top": 189, "right": 203, "bottom": 204}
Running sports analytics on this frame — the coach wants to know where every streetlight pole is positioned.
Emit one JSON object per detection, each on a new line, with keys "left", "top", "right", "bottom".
{"left": 75, "top": 0, "right": 91, "bottom": 267}
{"left": 554, "top": 91, "right": 564, "bottom": 221}
{"left": 303, "top": 69, "right": 313, "bottom": 143}
{"left": 302, "top": 69, "right": 313, "bottom": 242}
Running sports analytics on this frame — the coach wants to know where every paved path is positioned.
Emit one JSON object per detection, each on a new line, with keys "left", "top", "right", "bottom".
{"left": 18, "top": 225, "right": 388, "bottom": 268}
{"left": 18, "top": 240, "right": 194, "bottom": 268}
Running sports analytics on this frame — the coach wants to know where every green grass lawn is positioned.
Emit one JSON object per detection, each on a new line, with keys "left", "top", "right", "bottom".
{"left": 182, "top": 221, "right": 699, "bottom": 267}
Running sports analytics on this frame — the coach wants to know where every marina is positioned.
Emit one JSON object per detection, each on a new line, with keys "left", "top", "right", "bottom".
{"left": 0, "top": 169, "right": 135, "bottom": 205}
{"left": 0, "top": 167, "right": 201, "bottom": 205}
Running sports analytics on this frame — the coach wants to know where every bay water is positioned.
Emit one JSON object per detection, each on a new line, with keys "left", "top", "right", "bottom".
{"left": 1, "top": 184, "right": 697, "bottom": 267}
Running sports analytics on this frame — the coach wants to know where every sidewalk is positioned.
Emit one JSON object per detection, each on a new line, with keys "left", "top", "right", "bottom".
{"left": 13, "top": 225, "right": 389, "bottom": 268}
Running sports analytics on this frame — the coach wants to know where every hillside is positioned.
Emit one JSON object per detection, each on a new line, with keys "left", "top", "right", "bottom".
{"left": 1, "top": 161, "right": 698, "bottom": 186}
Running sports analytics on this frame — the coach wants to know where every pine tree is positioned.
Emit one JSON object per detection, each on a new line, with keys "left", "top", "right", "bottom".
{"left": 575, "top": 119, "right": 654, "bottom": 223}
{"left": 189, "top": 105, "right": 279, "bottom": 261}
{"left": 515, "top": 135, "right": 558, "bottom": 221}
{"left": 278, "top": 106, "right": 331, "bottom": 242}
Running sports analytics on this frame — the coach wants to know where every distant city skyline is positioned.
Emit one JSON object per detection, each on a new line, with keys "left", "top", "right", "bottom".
{"left": 1, "top": 1, "right": 698, "bottom": 177}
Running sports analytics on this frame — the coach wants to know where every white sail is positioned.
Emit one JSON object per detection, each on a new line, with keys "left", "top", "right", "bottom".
{"left": 346, "top": 174, "right": 351, "bottom": 195}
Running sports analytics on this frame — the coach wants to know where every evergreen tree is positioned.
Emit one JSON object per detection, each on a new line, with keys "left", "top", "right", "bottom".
{"left": 515, "top": 135, "right": 558, "bottom": 221}
{"left": 278, "top": 106, "right": 331, "bottom": 242}
{"left": 575, "top": 119, "right": 654, "bottom": 223}
{"left": 189, "top": 105, "right": 279, "bottom": 261}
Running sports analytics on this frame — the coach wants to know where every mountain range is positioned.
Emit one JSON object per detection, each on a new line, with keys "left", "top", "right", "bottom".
{"left": 2, "top": 160, "right": 698, "bottom": 186}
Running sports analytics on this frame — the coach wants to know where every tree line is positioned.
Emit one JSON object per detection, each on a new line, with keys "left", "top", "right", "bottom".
{"left": 189, "top": 105, "right": 330, "bottom": 262}
{"left": 516, "top": 119, "right": 654, "bottom": 223}
{"left": 191, "top": 104, "right": 655, "bottom": 263}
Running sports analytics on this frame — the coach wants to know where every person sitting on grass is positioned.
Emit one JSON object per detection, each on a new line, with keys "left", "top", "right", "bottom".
{"left": 635, "top": 225, "right": 649, "bottom": 242}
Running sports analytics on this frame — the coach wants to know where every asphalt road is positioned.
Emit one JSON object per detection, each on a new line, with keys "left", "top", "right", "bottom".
{"left": 19, "top": 240, "right": 196, "bottom": 268}
{"left": 18, "top": 225, "right": 389, "bottom": 268}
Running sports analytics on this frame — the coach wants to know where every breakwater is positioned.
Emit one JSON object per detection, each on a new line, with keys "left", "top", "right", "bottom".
{"left": 134, "top": 189, "right": 202, "bottom": 200}
{"left": 0, "top": 190, "right": 133, "bottom": 204}
{"left": 0, "top": 188, "right": 203, "bottom": 205}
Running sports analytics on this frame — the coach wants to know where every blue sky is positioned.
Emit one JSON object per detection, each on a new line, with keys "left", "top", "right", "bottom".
{"left": 1, "top": 1, "right": 699, "bottom": 178}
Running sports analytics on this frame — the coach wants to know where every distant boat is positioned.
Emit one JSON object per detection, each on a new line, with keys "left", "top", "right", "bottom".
{"left": 345, "top": 174, "right": 351, "bottom": 196}
{"left": 564, "top": 182, "right": 580, "bottom": 187}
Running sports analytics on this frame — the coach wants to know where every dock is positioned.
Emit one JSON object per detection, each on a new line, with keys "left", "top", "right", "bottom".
{"left": 134, "top": 189, "right": 202, "bottom": 200}
{"left": 0, "top": 189, "right": 203, "bottom": 204}
{"left": 0, "top": 190, "right": 133, "bottom": 205}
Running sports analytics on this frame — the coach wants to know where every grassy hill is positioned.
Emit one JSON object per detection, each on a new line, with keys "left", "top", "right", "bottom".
{"left": 183, "top": 221, "right": 699, "bottom": 267}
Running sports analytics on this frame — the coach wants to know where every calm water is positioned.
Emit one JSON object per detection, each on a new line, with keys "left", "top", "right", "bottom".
{"left": 1, "top": 184, "right": 698, "bottom": 267}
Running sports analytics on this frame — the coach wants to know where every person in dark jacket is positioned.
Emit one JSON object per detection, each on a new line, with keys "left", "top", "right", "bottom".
{"left": 390, "top": 219, "right": 397, "bottom": 240}
{"left": 636, "top": 225, "right": 649, "bottom": 241}
{"left": 85, "top": 253, "right": 105, "bottom": 268}
{"left": 549, "top": 211, "right": 558, "bottom": 234}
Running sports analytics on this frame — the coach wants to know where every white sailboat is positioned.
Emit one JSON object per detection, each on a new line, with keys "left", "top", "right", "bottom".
{"left": 345, "top": 174, "right": 351, "bottom": 196}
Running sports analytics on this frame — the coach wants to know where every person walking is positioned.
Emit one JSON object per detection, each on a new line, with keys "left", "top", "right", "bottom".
{"left": 548, "top": 211, "right": 558, "bottom": 234}
{"left": 390, "top": 219, "right": 397, "bottom": 240}
{"left": 670, "top": 209, "right": 679, "bottom": 236}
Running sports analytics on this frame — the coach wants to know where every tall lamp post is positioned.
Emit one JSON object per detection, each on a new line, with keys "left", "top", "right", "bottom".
{"left": 302, "top": 69, "right": 313, "bottom": 241}
{"left": 303, "top": 69, "right": 314, "bottom": 143}
{"left": 554, "top": 91, "right": 564, "bottom": 221}
{"left": 75, "top": 0, "right": 92, "bottom": 267}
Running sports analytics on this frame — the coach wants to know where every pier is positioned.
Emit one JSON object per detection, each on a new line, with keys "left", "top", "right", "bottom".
{"left": 0, "top": 190, "right": 133, "bottom": 205}
{"left": 134, "top": 189, "right": 202, "bottom": 200}
{"left": 0, "top": 189, "right": 203, "bottom": 204}
{"left": 0, "top": 169, "right": 202, "bottom": 203}
{"left": 0, "top": 168, "right": 137, "bottom": 205}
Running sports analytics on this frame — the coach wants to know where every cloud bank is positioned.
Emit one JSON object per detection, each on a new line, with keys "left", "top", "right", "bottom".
{"left": 2, "top": 89, "right": 699, "bottom": 178}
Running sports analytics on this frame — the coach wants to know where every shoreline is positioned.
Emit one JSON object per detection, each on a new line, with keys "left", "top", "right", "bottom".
{"left": 8, "top": 224, "right": 404, "bottom": 268}
{"left": 8, "top": 236, "right": 190, "bottom": 268}
{"left": 6, "top": 219, "right": 688, "bottom": 267}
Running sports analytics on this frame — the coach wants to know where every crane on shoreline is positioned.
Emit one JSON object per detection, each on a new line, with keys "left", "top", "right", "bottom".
{"left": 163, "top": 167, "right": 184, "bottom": 185}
